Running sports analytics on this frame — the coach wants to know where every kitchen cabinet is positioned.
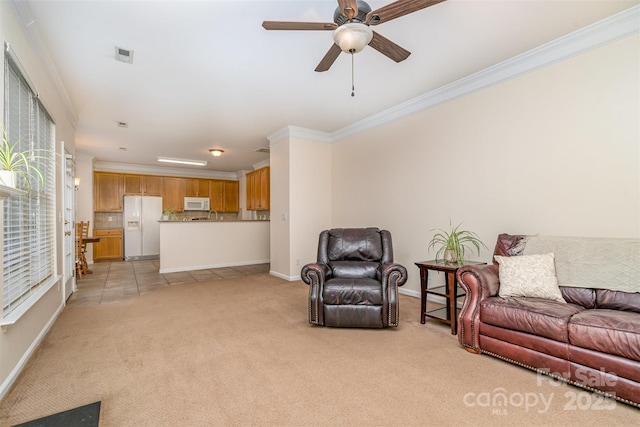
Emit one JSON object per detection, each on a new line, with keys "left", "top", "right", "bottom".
{"left": 246, "top": 167, "right": 269, "bottom": 210}
{"left": 162, "top": 177, "right": 185, "bottom": 212}
{"left": 210, "top": 179, "right": 239, "bottom": 213}
{"left": 96, "top": 172, "right": 237, "bottom": 213}
{"left": 94, "top": 172, "right": 123, "bottom": 212}
{"left": 143, "top": 176, "right": 163, "bottom": 196}
{"left": 123, "top": 174, "right": 143, "bottom": 195}
{"left": 223, "top": 180, "right": 239, "bottom": 212}
{"left": 93, "top": 228, "right": 123, "bottom": 262}
{"left": 246, "top": 172, "right": 256, "bottom": 210}
{"left": 209, "top": 180, "right": 223, "bottom": 212}
{"left": 124, "top": 174, "right": 163, "bottom": 196}
{"left": 185, "top": 178, "right": 210, "bottom": 197}
{"left": 122, "top": 174, "right": 162, "bottom": 196}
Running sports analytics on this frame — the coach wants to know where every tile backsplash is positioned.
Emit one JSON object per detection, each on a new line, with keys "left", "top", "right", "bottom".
{"left": 94, "top": 211, "right": 250, "bottom": 227}
{"left": 173, "top": 212, "right": 240, "bottom": 221}
{"left": 94, "top": 212, "right": 123, "bottom": 229}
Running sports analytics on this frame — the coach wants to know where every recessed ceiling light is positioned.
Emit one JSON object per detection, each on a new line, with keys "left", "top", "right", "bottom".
{"left": 119, "top": 147, "right": 127, "bottom": 151}
{"left": 115, "top": 46, "right": 133, "bottom": 64}
{"left": 117, "top": 121, "right": 128, "bottom": 128}
{"left": 157, "top": 156, "right": 207, "bottom": 166}
{"left": 209, "top": 149, "right": 224, "bottom": 157}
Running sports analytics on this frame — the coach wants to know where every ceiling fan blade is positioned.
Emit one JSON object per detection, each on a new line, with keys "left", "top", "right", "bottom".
{"left": 368, "top": 31, "right": 411, "bottom": 63}
{"left": 366, "top": 0, "right": 446, "bottom": 25}
{"left": 338, "top": 0, "right": 359, "bottom": 20}
{"left": 262, "top": 21, "right": 337, "bottom": 31}
{"left": 315, "top": 44, "right": 342, "bottom": 72}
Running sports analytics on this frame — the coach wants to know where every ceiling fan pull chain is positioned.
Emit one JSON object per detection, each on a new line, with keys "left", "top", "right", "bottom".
{"left": 351, "top": 49, "right": 355, "bottom": 97}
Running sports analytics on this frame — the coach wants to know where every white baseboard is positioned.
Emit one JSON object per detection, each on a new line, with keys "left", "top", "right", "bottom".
{"left": 269, "top": 270, "right": 301, "bottom": 281}
{"left": 0, "top": 302, "right": 64, "bottom": 400}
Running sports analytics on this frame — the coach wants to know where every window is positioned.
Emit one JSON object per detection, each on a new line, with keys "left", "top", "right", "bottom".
{"left": 2, "top": 50, "right": 56, "bottom": 316}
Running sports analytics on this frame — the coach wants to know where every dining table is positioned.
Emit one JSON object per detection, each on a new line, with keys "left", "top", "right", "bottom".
{"left": 77, "top": 236, "right": 102, "bottom": 275}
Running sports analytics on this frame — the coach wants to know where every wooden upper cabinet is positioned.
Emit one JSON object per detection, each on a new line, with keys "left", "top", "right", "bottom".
{"left": 246, "top": 172, "right": 258, "bottom": 211}
{"left": 209, "top": 180, "right": 239, "bottom": 213}
{"left": 209, "top": 180, "right": 224, "bottom": 212}
{"left": 246, "top": 167, "right": 269, "bottom": 211}
{"left": 144, "top": 176, "right": 163, "bottom": 196}
{"left": 223, "top": 180, "right": 239, "bottom": 213}
{"left": 123, "top": 174, "right": 143, "bottom": 195}
{"left": 95, "top": 172, "right": 236, "bottom": 213}
{"left": 94, "top": 172, "right": 123, "bottom": 212}
{"left": 124, "top": 174, "right": 163, "bottom": 196}
{"left": 185, "top": 178, "right": 210, "bottom": 197}
{"left": 258, "top": 167, "right": 270, "bottom": 210}
{"left": 162, "top": 177, "right": 185, "bottom": 212}
{"left": 245, "top": 172, "right": 255, "bottom": 211}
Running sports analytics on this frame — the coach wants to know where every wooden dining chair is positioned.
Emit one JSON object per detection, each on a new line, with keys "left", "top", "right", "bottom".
{"left": 79, "top": 221, "right": 90, "bottom": 274}
{"left": 75, "top": 223, "right": 84, "bottom": 279}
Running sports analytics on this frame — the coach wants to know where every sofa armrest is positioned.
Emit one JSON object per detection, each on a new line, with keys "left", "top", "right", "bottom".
{"left": 301, "top": 263, "right": 331, "bottom": 325}
{"left": 380, "top": 263, "right": 408, "bottom": 288}
{"left": 380, "top": 263, "right": 408, "bottom": 327}
{"left": 301, "top": 263, "right": 331, "bottom": 285}
{"left": 456, "top": 264, "right": 500, "bottom": 351}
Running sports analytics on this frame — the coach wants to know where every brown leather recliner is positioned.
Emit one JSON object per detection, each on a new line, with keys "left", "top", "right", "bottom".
{"left": 301, "top": 228, "right": 408, "bottom": 328}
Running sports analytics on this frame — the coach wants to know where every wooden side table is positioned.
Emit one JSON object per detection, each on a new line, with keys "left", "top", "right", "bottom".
{"left": 415, "top": 260, "right": 485, "bottom": 334}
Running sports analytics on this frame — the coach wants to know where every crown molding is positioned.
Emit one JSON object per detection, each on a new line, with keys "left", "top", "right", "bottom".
{"left": 330, "top": 5, "right": 640, "bottom": 142}
{"left": 93, "top": 161, "right": 239, "bottom": 180}
{"left": 251, "top": 159, "right": 271, "bottom": 170}
{"left": 267, "top": 125, "right": 332, "bottom": 145}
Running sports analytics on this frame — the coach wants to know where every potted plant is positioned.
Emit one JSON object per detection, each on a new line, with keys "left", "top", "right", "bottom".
{"left": 427, "top": 221, "right": 487, "bottom": 264}
{"left": 162, "top": 209, "right": 178, "bottom": 221}
{"left": 0, "top": 129, "right": 45, "bottom": 191}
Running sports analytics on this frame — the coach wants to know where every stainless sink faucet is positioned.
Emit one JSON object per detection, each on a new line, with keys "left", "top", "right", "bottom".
{"left": 208, "top": 209, "right": 218, "bottom": 220}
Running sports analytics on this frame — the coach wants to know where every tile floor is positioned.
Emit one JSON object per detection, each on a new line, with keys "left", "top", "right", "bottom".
{"left": 69, "top": 260, "right": 271, "bottom": 306}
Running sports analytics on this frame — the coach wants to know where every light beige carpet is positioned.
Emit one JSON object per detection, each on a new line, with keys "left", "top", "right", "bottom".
{"left": 0, "top": 271, "right": 638, "bottom": 426}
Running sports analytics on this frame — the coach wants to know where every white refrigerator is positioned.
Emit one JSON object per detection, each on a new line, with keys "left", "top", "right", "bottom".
{"left": 123, "top": 196, "right": 163, "bottom": 260}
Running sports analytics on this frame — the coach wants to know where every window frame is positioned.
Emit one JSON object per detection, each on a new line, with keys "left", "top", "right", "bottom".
{"left": 2, "top": 45, "right": 58, "bottom": 322}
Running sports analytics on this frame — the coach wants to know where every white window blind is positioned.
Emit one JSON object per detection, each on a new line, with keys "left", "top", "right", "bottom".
{"left": 3, "top": 52, "right": 56, "bottom": 316}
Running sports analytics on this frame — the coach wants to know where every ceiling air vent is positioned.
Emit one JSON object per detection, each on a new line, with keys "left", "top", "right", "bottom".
{"left": 255, "top": 147, "right": 270, "bottom": 153}
{"left": 115, "top": 46, "right": 133, "bottom": 64}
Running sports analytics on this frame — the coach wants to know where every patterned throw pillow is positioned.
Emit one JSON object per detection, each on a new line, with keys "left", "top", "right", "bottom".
{"left": 495, "top": 253, "right": 566, "bottom": 303}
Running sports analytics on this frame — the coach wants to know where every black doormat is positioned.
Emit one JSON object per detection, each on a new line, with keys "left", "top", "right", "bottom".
{"left": 12, "top": 401, "right": 101, "bottom": 427}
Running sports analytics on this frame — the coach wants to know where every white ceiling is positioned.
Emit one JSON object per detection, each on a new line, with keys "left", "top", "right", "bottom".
{"left": 17, "top": 0, "right": 637, "bottom": 173}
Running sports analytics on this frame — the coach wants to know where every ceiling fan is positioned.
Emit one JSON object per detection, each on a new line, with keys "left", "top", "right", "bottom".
{"left": 262, "top": 0, "right": 446, "bottom": 72}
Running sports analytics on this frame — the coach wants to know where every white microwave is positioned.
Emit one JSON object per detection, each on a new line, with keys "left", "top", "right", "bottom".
{"left": 184, "top": 197, "right": 210, "bottom": 211}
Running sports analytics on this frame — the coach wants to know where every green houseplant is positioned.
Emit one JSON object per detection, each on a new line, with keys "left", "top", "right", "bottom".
{"left": 0, "top": 129, "right": 45, "bottom": 191}
{"left": 162, "top": 209, "right": 178, "bottom": 221}
{"left": 428, "top": 221, "right": 487, "bottom": 264}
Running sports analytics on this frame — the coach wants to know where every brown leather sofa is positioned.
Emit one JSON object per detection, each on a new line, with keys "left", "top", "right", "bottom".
{"left": 301, "top": 228, "right": 408, "bottom": 328}
{"left": 457, "top": 233, "right": 640, "bottom": 407}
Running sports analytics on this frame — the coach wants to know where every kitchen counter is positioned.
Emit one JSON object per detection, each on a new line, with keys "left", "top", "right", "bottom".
{"left": 158, "top": 220, "right": 269, "bottom": 273}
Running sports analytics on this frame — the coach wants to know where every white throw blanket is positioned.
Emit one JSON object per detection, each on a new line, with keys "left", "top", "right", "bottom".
{"left": 514, "top": 235, "right": 640, "bottom": 293}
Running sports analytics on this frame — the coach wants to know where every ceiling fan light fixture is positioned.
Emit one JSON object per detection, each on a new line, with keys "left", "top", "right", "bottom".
{"left": 209, "top": 149, "right": 224, "bottom": 157}
{"left": 333, "top": 23, "right": 373, "bottom": 54}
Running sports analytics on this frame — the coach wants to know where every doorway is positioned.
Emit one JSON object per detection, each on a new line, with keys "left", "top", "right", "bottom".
{"left": 63, "top": 150, "right": 76, "bottom": 301}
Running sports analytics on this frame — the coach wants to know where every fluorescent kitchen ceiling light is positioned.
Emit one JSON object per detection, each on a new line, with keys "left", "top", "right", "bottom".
{"left": 157, "top": 156, "right": 207, "bottom": 166}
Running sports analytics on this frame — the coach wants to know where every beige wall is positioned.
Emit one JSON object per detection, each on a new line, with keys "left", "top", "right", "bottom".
{"left": 269, "top": 129, "right": 333, "bottom": 280}
{"left": 330, "top": 34, "right": 640, "bottom": 294}
{"left": 289, "top": 136, "right": 332, "bottom": 278}
{"left": 269, "top": 135, "right": 291, "bottom": 278}
{"left": 0, "top": 2, "right": 77, "bottom": 398}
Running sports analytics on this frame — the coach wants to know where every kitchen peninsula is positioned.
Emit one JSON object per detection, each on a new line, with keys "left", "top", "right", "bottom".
{"left": 158, "top": 220, "right": 270, "bottom": 273}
